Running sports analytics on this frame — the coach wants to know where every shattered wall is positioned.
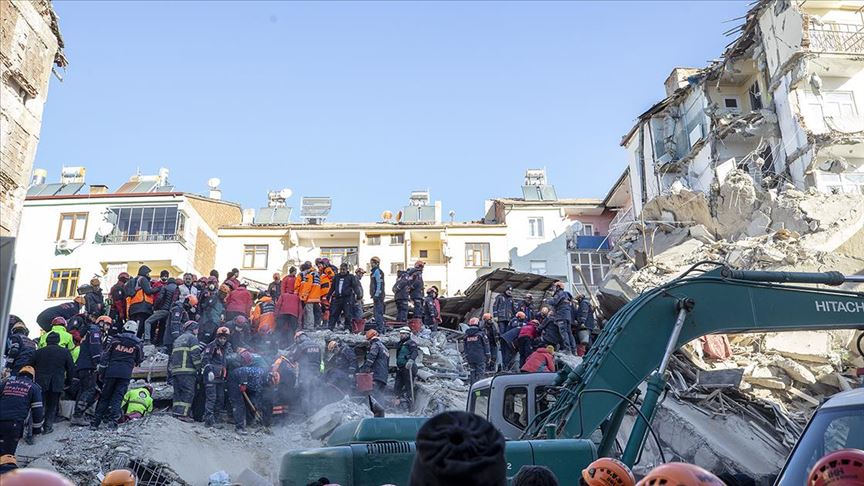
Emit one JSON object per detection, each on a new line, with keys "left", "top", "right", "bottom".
{"left": 0, "top": 0, "right": 65, "bottom": 236}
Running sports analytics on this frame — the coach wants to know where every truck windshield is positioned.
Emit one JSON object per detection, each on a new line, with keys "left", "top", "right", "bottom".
{"left": 777, "top": 406, "right": 864, "bottom": 486}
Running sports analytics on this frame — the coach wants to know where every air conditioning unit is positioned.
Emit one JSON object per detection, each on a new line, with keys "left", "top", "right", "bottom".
{"left": 56, "top": 239, "right": 72, "bottom": 253}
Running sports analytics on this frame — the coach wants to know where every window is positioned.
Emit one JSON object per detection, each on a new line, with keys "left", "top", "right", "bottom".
{"left": 503, "top": 387, "right": 528, "bottom": 430}
{"left": 56, "top": 213, "right": 88, "bottom": 241}
{"left": 528, "top": 217, "right": 545, "bottom": 238}
{"left": 529, "top": 260, "right": 547, "bottom": 275}
{"left": 722, "top": 96, "right": 741, "bottom": 114}
{"left": 390, "top": 233, "right": 405, "bottom": 245}
{"left": 320, "top": 247, "right": 358, "bottom": 267}
{"left": 806, "top": 91, "right": 858, "bottom": 132}
{"left": 390, "top": 262, "right": 405, "bottom": 274}
{"left": 749, "top": 82, "right": 763, "bottom": 110}
{"left": 419, "top": 249, "right": 428, "bottom": 258}
{"left": 368, "top": 235, "right": 381, "bottom": 245}
{"left": 571, "top": 251, "right": 611, "bottom": 290}
{"left": 106, "top": 205, "right": 184, "bottom": 242}
{"left": 48, "top": 268, "right": 80, "bottom": 299}
{"left": 242, "top": 245, "right": 269, "bottom": 269}
{"left": 581, "top": 224, "right": 594, "bottom": 236}
{"left": 465, "top": 243, "right": 490, "bottom": 267}
{"left": 535, "top": 386, "right": 558, "bottom": 417}
{"left": 470, "top": 387, "right": 491, "bottom": 420}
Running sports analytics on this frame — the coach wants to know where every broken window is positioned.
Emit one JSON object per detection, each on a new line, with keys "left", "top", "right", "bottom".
{"left": 749, "top": 82, "right": 763, "bottom": 110}
{"left": 723, "top": 97, "right": 741, "bottom": 114}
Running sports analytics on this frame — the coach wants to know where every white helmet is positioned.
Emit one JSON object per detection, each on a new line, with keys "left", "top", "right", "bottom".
{"left": 123, "top": 320, "right": 138, "bottom": 333}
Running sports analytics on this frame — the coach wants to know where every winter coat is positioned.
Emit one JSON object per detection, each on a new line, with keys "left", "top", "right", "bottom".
{"left": 109, "top": 281, "right": 127, "bottom": 321}
{"left": 122, "top": 387, "right": 153, "bottom": 415}
{"left": 521, "top": 348, "right": 556, "bottom": 373}
{"left": 169, "top": 331, "right": 202, "bottom": 375}
{"left": 393, "top": 273, "right": 411, "bottom": 301}
{"left": 546, "top": 289, "right": 573, "bottom": 322}
{"left": 362, "top": 338, "right": 389, "bottom": 384}
{"left": 537, "top": 316, "right": 562, "bottom": 347}
{"left": 280, "top": 275, "right": 297, "bottom": 297}
{"left": 327, "top": 344, "right": 357, "bottom": 375}
{"left": 250, "top": 296, "right": 276, "bottom": 334}
{"left": 101, "top": 331, "right": 144, "bottom": 380}
{"left": 288, "top": 335, "right": 322, "bottom": 377}
{"left": 463, "top": 326, "right": 490, "bottom": 364}
{"left": 75, "top": 323, "right": 103, "bottom": 371}
{"left": 518, "top": 323, "right": 539, "bottom": 340}
{"left": 33, "top": 339, "right": 74, "bottom": 393}
{"left": 369, "top": 266, "right": 385, "bottom": 299}
{"left": 178, "top": 283, "right": 198, "bottom": 301}
{"left": 396, "top": 337, "right": 418, "bottom": 369}
{"left": 328, "top": 273, "right": 358, "bottom": 300}
{"left": 276, "top": 291, "right": 302, "bottom": 317}
{"left": 165, "top": 302, "right": 189, "bottom": 349}
{"left": 225, "top": 288, "right": 253, "bottom": 315}
{"left": 500, "top": 327, "right": 521, "bottom": 347}
{"left": 126, "top": 265, "right": 159, "bottom": 316}
{"left": 295, "top": 271, "right": 322, "bottom": 303}
{"left": 38, "top": 325, "right": 74, "bottom": 351}
{"left": 0, "top": 375, "right": 44, "bottom": 426}
{"left": 229, "top": 366, "right": 269, "bottom": 393}
{"left": 573, "top": 298, "right": 595, "bottom": 330}
{"left": 85, "top": 290, "right": 105, "bottom": 317}
{"left": 154, "top": 280, "right": 179, "bottom": 311}
{"left": 36, "top": 301, "right": 82, "bottom": 332}
{"left": 319, "top": 265, "right": 336, "bottom": 296}
{"left": 408, "top": 269, "right": 424, "bottom": 300}
{"left": 199, "top": 289, "right": 224, "bottom": 326}
{"left": 6, "top": 334, "right": 37, "bottom": 371}
{"left": 493, "top": 294, "right": 515, "bottom": 322}
{"left": 422, "top": 295, "right": 440, "bottom": 324}
{"left": 202, "top": 340, "right": 233, "bottom": 383}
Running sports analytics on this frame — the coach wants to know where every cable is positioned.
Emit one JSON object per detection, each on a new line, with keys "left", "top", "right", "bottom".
{"left": 575, "top": 388, "right": 667, "bottom": 465}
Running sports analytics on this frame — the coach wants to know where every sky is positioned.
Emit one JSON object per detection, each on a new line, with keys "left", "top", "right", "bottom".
{"left": 38, "top": 1, "right": 749, "bottom": 222}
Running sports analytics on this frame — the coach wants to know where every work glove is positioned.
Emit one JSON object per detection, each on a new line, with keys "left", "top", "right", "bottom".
{"left": 406, "top": 359, "right": 415, "bottom": 369}
{"left": 239, "top": 384, "right": 248, "bottom": 393}
{"left": 207, "top": 371, "right": 215, "bottom": 382}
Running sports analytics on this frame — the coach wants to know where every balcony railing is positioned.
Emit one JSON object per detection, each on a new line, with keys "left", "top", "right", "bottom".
{"left": 100, "top": 233, "right": 185, "bottom": 244}
{"left": 809, "top": 22, "right": 864, "bottom": 54}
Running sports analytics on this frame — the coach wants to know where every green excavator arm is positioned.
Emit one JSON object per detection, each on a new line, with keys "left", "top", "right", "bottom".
{"left": 522, "top": 265, "right": 864, "bottom": 457}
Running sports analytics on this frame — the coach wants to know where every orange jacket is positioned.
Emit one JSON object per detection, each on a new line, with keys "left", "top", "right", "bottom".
{"left": 319, "top": 266, "right": 335, "bottom": 293}
{"left": 250, "top": 296, "right": 276, "bottom": 334}
{"left": 295, "top": 270, "right": 322, "bottom": 303}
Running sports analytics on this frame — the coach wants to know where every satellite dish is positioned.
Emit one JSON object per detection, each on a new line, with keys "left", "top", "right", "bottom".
{"left": 57, "top": 239, "right": 70, "bottom": 250}
{"left": 381, "top": 210, "right": 393, "bottom": 221}
{"left": 395, "top": 210, "right": 403, "bottom": 223}
{"left": 208, "top": 178, "right": 221, "bottom": 189}
{"left": 97, "top": 221, "right": 116, "bottom": 236}
{"left": 570, "top": 220, "right": 584, "bottom": 234}
{"left": 279, "top": 188, "right": 293, "bottom": 199}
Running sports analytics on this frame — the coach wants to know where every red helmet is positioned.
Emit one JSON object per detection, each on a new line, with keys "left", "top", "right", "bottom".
{"left": 515, "top": 311, "right": 526, "bottom": 319}
{"left": 216, "top": 326, "right": 231, "bottom": 337}
{"left": 365, "top": 329, "right": 379, "bottom": 340}
{"left": 582, "top": 458, "right": 635, "bottom": 486}
{"left": 414, "top": 260, "right": 425, "bottom": 268}
{"left": 118, "top": 272, "right": 131, "bottom": 281}
{"left": 809, "top": 449, "right": 864, "bottom": 486}
{"left": 186, "top": 295, "right": 198, "bottom": 307}
{"left": 51, "top": 316, "right": 67, "bottom": 327}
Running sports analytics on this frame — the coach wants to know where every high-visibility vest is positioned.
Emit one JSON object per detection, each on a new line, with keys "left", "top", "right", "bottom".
{"left": 126, "top": 278, "right": 156, "bottom": 312}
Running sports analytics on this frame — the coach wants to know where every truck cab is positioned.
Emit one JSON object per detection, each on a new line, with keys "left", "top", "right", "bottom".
{"left": 467, "top": 373, "right": 558, "bottom": 439}
{"left": 775, "top": 388, "right": 864, "bottom": 486}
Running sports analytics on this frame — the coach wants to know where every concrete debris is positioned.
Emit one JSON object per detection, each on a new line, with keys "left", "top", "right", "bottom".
{"left": 764, "top": 332, "right": 834, "bottom": 364}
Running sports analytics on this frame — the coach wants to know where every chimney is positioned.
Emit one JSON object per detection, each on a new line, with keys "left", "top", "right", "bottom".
{"left": 31, "top": 168, "right": 47, "bottom": 186}
{"left": 242, "top": 208, "right": 255, "bottom": 224}
{"left": 209, "top": 188, "right": 222, "bottom": 200}
{"left": 89, "top": 184, "right": 109, "bottom": 194}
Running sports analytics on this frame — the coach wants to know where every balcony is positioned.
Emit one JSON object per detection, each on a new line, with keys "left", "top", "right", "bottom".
{"left": 809, "top": 22, "right": 864, "bottom": 54}
{"left": 100, "top": 232, "right": 186, "bottom": 245}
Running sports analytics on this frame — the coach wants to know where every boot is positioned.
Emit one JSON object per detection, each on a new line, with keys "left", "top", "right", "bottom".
{"left": 70, "top": 414, "right": 89, "bottom": 426}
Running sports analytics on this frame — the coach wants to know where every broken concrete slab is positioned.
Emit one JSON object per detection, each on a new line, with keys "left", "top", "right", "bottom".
{"left": 774, "top": 358, "right": 816, "bottom": 385}
{"left": 746, "top": 210, "right": 772, "bottom": 237}
{"left": 764, "top": 332, "right": 832, "bottom": 363}
{"left": 689, "top": 224, "right": 716, "bottom": 243}
{"left": 745, "top": 366, "right": 789, "bottom": 390}
{"left": 653, "top": 239, "right": 704, "bottom": 266}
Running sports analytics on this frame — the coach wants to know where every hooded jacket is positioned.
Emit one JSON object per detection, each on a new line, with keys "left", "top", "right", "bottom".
{"left": 521, "top": 347, "right": 556, "bottom": 373}
{"left": 546, "top": 289, "right": 573, "bottom": 322}
{"left": 101, "top": 331, "right": 144, "bottom": 380}
{"left": 154, "top": 279, "right": 179, "bottom": 311}
{"left": 36, "top": 301, "right": 82, "bottom": 332}
{"left": 122, "top": 387, "right": 153, "bottom": 415}
{"left": 33, "top": 333, "right": 74, "bottom": 393}
{"left": 126, "top": 265, "right": 159, "bottom": 316}
{"left": 280, "top": 275, "right": 297, "bottom": 297}
{"left": 275, "top": 287, "right": 301, "bottom": 317}
{"left": 38, "top": 324, "right": 74, "bottom": 351}
{"left": 250, "top": 296, "right": 276, "bottom": 334}
{"left": 75, "top": 322, "right": 103, "bottom": 372}
{"left": 369, "top": 266, "right": 385, "bottom": 299}
{"left": 225, "top": 287, "right": 253, "bottom": 314}
{"left": 361, "top": 338, "right": 389, "bottom": 384}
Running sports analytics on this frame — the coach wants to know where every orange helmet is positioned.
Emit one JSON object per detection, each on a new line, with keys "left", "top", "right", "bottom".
{"left": 187, "top": 295, "right": 198, "bottom": 306}
{"left": 96, "top": 315, "right": 113, "bottom": 325}
{"left": 18, "top": 366, "right": 35, "bottom": 379}
{"left": 365, "top": 329, "right": 379, "bottom": 340}
{"left": 2, "top": 469, "right": 75, "bottom": 485}
{"left": 582, "top": 458, "right": 635, "bottom": 486}
{"left": 809, "top": 449, "right": 864, "bottom": 486}
{"left": 636, "top": 463, "right": 724, "bottom": 486}
{"left": 327, "top": 341, "right": 338, "bottom": 352}
{"left": 102, "top": 469, "right": 136, "bottom": 486}
{"left": 516, "top": 311, "right": 526, "bottom": 320}
{"left": 482, "top": 312, "right": 492, "bottom": 320}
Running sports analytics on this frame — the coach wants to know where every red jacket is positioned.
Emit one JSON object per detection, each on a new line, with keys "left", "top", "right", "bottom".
{"left": 518, "top": 323, "right": 538, "bottom": 339}
{"left": 276, "top": 291, "right": 302, "bottom": 317}
{"left": 521, "top": 348, "right": 555, "bottom": 373}
{"left": 225, "top": 288, "right": 252, "bottom": 314}
{"left": 280, "top": 275, "right": 296, "bottom": 298}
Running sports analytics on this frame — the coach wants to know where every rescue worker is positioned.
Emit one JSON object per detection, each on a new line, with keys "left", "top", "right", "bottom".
{"left": 165, "top": 294, "right": 196, "bottom": 354}
{"left": 500, "top": 311, "right": 527, "bottom": 369}
{"left": 518, "top": 294, "right": 536, "bottom": 322}
{"left": 71, "top": 316, "right": 106, "bottom": 425}
{"left": 0, "top": 366, "right": 43, "bottom": 454}
{"left": 517, "top": 319, "right": 539, "bottom": 368}
{"left": 521, "top": 345, "right": 556, "bottom": 373}
{"left": 198, "top": 276, "right": 224, "bottom": 343}
{"left": 267, "top": 272, "right": 282, "bottom": 302}
{"left": 4, "top": 322, "right": 36, "bottom": 374}
{"left": 92, "top": 320, "right": 143, "bottom": 430}
{"left": 125, "top": 265, "right": 159, "bottom": 337}
{"left": 580, "top": 458, "right": 635, "bottom": 486}
{"left": 636, "top": 463, "right": 724, "bottom": 486}
{"left": 324, "top": 340, "right": 356, "bottom": 393}
{"left": 408, "top": 261, "right": 425, "bottom": 320}
{"left": 573, "top": 294, "right": 595, "bottom": 356}
{"left": 295, "top": 262, "right": 322, "bottom": 328}
{"left": 327, "top": 262, "right": 358, "bottom": 331}
{"left": 225, "top": 282, "right": 253, "bottom": 322}
{"left": 360, "top": 330, "right": 389, "bottom": 400}
{"left": 202, "top": 327, "right": 233, "bottom": 427}
{"left": 169, "top": 321, "right": 202, "bottom": 421}
{"left": 316, "top": 258, "right": 337, "bottom": 324}
{"left": 422, "top": 286, "right": 441, "bottom": 332}
{"left": 84, "top": 278, "right": 105, "bottom": 320}
{"left": 275, "top": 271, "right": 302, "bottom": 347}
{"left": 394, "top": 327, "right": 418, "bottom": 409}
{"left": 36, "top": 296, "right": 85, "bottom": 333}
{"left": 227, "top": 365, "right": 278, "bottom": 432}
{"left": 493, "top": 286, "right": 516, "bottom": 336}
{"left": 536, "top": 306, "right": 563, "bottom": 351}
{"left": 463, "top": 317, "right": 490, "bottom": 384}
{"left": 120, "top": 383, "right": 153, "bottom": 422}
{"left": 108, "top": 273, "right": 130, "bottom": 323}
{"left": 369, "top": 257, "right": 386, "bottom": 332}
{"left": 481, "top": 312, "right": 500, "bottom": 372}
{"left": 32, "top": 332, "right": 74, "bottom": 433}
{"left": 178, "top": 273, "right": 199, "bottom": 300}
{"left": 546, "top": 281, "right": 575, "bottom": 354}
{"left": 227, "top": 315, "right": 252, "bottom": 350}
{"left": 393, "top": 270, "right": 410, "bottom": 322}
{"left": 352, "top": 267, "right": 366, "bottom": 332}
{"left": 37, "top": 315, "right": 77, "bottom": 351}
{"left": 288, "top": 331, "right": 323, "bottom": 415}
{"left": 145, "top": 270, "right": 178, "bottom": 345}
{"left": 250, "top": 291, "right": 277, "bottom": 351}
{"left": 101, "top": 469, "right": 137, "bottom": 486}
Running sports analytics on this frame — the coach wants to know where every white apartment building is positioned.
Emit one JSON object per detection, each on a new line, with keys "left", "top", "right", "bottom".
{"left": 621, "top": 0, "right": 864, "bottom": 216}
{"left": 215, "top": 222, "right": 509, "bottom": 300}
{"left": 10, "top": 169, "right": 241, "bottom": 328}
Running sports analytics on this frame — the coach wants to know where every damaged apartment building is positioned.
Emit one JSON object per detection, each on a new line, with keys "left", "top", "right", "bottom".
{"left": 620, "top": 0, "right": 864, "bottom": 223}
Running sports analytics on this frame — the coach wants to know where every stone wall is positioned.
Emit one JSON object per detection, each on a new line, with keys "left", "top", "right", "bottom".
{"left": 0, "top": 0, "right": 64, "bottom": 236}
{"left": 193, "top": 227, "right": 217, "bottom": 275}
